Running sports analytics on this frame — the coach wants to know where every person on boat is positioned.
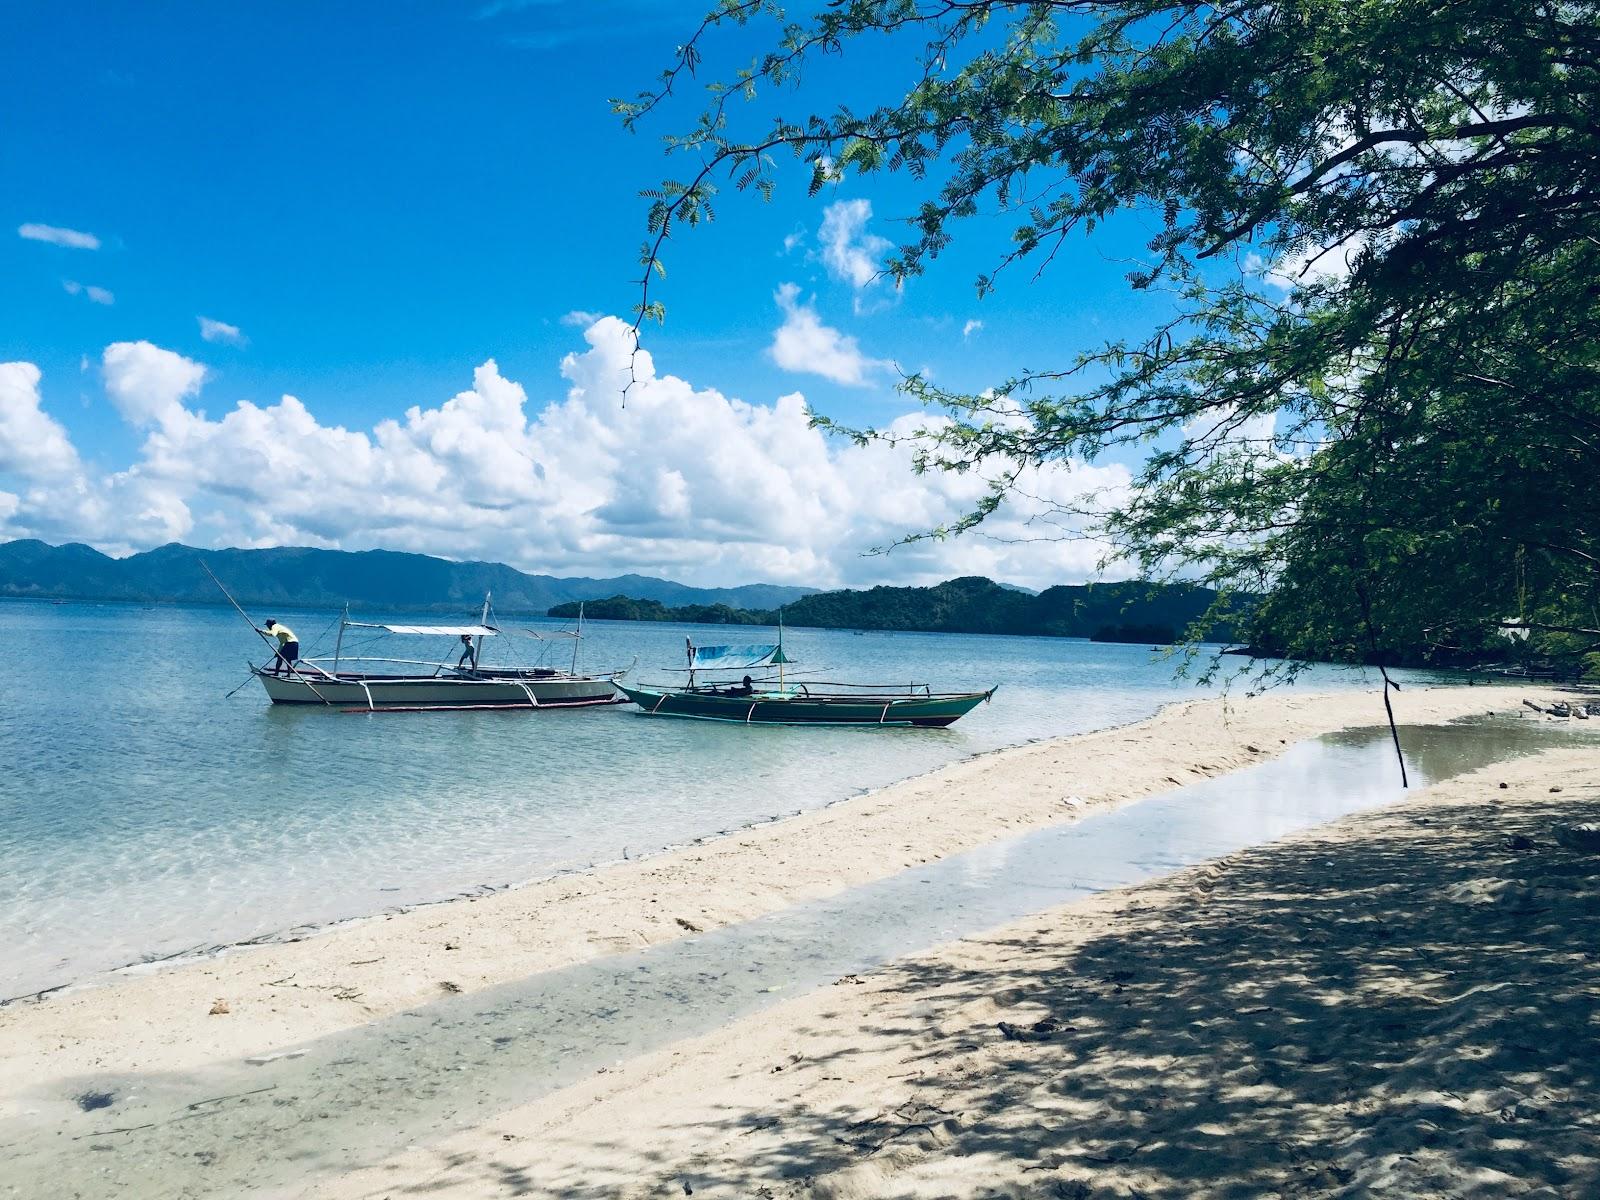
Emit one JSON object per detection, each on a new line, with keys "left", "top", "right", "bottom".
{"left": 261, "top": 619, "right": 299, "bottom": 676}
{"left": 734, "top": 674, "right": 755, "bottom": 696}
{"left": 456, "top": 633, "right": 478, "bottom": 672}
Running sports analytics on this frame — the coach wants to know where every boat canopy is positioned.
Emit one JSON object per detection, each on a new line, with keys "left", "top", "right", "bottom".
{"left": 689, "top": 643, "right": 794, "bottom": 669}
{"left": 345, "top": 622, "right": 498, "bottom": 637}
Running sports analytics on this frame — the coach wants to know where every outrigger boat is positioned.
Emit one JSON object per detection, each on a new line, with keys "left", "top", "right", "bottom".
{"left": 248, "top": 595, "right": 627, "bottom": 711}
{"left": 618, "top": 634, "right": 994, "bottom": 727}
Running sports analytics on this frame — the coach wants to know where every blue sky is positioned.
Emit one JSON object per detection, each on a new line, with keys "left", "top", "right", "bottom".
{"left": 0, "top": 1, "right": 1191, "bottom": 587}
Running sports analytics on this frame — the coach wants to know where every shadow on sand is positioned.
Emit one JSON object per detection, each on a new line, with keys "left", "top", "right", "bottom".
{"left": 491, "top": 782, "right": 1600, "bottom": 1198}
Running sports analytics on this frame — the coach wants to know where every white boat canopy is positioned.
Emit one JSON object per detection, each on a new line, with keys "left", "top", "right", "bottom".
{"left": 344, "top": 622, "right": 498, "bottom": 637}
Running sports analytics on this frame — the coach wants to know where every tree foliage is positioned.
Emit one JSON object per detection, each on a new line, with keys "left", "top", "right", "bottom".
{"left": 621, "top": 0, "right": 1600, "bottom": 678}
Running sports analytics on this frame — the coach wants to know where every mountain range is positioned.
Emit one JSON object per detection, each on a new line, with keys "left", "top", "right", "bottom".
{"left": 0, "top": 540, "right": 817, "bottom": 614}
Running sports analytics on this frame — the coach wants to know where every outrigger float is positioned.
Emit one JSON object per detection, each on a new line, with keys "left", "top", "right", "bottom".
{"left": 619, "top": 635, "right": 994, "bottom": 727}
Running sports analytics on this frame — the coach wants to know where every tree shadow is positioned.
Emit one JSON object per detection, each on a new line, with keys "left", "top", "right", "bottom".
{"left": 493, "top": 786, "right": 1600, "bottom": 1198}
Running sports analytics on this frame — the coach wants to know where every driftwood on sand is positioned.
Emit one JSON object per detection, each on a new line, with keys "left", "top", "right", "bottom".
{"left": 1522, "top": 697, "right": 1599, "bottom": 718}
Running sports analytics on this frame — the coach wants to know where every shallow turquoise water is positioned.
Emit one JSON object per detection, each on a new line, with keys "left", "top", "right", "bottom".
{"left": 0, "top": 597, "right": 1440, "bottom": 998}
{"left": 7, "top": 721, "right": 1586, "bottom": 1200}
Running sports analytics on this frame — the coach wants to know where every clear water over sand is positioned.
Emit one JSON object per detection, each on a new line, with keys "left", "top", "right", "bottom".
{"left": 1, "top": 598, "right": 1444, "bottom": 997}
{"left": 4, "top": 720, "right": 1584, "bottom": 1200}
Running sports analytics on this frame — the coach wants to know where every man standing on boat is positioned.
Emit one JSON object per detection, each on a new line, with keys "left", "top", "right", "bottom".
{"left": 456, "top": 632, "right": 478, "bottom": 672}
{"left": 261, "top": 619, "right": 300, "bottom": 676}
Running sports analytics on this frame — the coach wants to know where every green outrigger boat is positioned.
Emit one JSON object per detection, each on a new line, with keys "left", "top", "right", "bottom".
{"left": 618, "top": 637, "right": 994, "bottom": 727}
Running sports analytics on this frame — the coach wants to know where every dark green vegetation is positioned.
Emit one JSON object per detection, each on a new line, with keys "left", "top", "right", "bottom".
{"left": 550, "top": 595, "right": 772, "bottom": 625}
{"left": 1092, "top": 623, "right": 1178, "bottom": 647}
{"left": 0, "top": 540, "right": 814, "bottom": 614}
{"left": 626, "top": 1, "right": 1600, "bottom": 681}
{"left": 554, "top": 576, "right": 1236, "bottom": 641}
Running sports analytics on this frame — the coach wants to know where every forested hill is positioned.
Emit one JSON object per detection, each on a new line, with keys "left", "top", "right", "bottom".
{"left": 0, "top": 540, "right": 816, "bottom": 614}
{"left": 551, "top": 577, "right": 1243, "bottom": 642}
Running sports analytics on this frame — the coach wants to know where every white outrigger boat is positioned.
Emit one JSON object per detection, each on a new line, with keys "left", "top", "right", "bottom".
{"left": 249, "top": 596, "right": 627, "bottom": 712}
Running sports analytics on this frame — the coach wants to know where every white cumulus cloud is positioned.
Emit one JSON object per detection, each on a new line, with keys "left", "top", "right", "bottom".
{"left": 818, "top": 198, "right": 891, "bottom": 291}
{"left": 103, "top": 341, "right": 208, "bottom": 427}
{"left": 198, "top": 316, "right": 247, "bottom": 345}
{"left": 962, "top": 319, "right": 983, "bottom": 339}
{"left": 0, "top": 359, "right": 190, "bottom": 549}
{"left": 19, "top": 222, "right": 101, "bottom": 250}
{"left": 0, "top": 320, "right": 1131, "bottom": 589}
{"left": 0, "top": 363, "right": 80, "bottom": 478}
{"left": 768, "top": 283, "right": 888, "bottom": 387}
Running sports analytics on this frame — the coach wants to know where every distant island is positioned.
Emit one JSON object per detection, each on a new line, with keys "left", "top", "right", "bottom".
{"left": 549, "top": 595, "right": 773, "bottom": 626}
{"left": 550, "top": 577, "right": 1240, "bottom": 642}
{"left": 1090, "top": 622, "right": 1178, "bottom": 646}
{"left": 0, "top": 539, "right": 815, "bottom": 614}
{"left": 2, "top": 539, "right": 1244, "bottom": 645}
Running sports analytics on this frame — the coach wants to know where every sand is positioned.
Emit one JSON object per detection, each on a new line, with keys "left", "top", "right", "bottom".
{"left": 1, "top": 682, "right": 1592, "bottom": 1198}
{"left": 307, "top": 741, "right": 1600, "bottom": 1200}
{"left": 0, "top": 684, "right": 1530, "bottom": 1098}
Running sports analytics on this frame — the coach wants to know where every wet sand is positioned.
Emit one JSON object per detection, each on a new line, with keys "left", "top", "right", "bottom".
{"left": 0, "top": 683, "right": 1587, "bottom": 1199}
{"left": 311, "top": 741, "right": 1600, "bottom": 1200}
{"left": 0, "top": 685, "right": 1529, "bottom": 1096}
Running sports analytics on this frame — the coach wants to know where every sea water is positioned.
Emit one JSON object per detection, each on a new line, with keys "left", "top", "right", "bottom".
{"left": 3, "top": 721, "right": 1588, "bottom": 1200}
{"left": 0, "top": 597, "right": 1451, "bottom": 999}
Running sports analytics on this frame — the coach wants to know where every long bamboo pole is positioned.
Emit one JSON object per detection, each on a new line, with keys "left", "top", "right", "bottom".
{"left": 200, "top": 560, "right": 334, "bottom": 706}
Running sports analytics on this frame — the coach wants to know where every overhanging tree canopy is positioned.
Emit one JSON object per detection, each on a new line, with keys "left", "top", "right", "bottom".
{"left": 620, "top": 0, "right": 1600, "bottom": 678}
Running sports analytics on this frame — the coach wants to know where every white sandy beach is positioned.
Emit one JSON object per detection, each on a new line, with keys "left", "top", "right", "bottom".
{"left": 309, "top": 741, "right": 1600, "bottom": 1200}
{"left": 3, "top": 682, "right": 1596, "bottom": 1200}
{"left": 0, "top": 685, "right": 1524, "bottom": 1083}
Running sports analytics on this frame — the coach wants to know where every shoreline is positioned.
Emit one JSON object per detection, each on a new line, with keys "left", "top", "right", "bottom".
{"left": 306, "top": 742, "right": 1600, "bottom": 1200}
{"left": 3, "top": 688, "right": 1177, "bottom": 1006}
{"left": 0, "top": 682, "right": 1563, "bottom": 1122}
{"left": 0, "top": 678, "right": 1361, "bottom": 1005}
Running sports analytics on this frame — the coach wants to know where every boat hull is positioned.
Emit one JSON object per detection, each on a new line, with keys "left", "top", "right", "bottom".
{"left": 257, "top": 670, "right": 623, "bottom": 709}
{"left": 618, "top": 684, "right": 992, "bottom": 727}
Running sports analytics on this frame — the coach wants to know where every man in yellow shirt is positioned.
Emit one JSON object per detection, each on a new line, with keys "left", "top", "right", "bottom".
{"left": 261, "top": 619, "right": 300, "bottom": 676}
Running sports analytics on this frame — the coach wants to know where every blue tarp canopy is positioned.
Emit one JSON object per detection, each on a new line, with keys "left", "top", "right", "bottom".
{"left": 689, "top": 643, "right": 792, "bottom": 669}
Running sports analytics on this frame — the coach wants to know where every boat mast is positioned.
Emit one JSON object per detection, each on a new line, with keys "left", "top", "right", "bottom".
{"left": 571, "top": 601, "right": 583, "bottom": 674}
{"left": 334, "top": 603, "right": 347, "bottom": 674}
{"left": 475, "top": 592, "right": 491, "bottom": 670}
{"left": 778, "top": 608, "right": 785, "bottom": 689}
